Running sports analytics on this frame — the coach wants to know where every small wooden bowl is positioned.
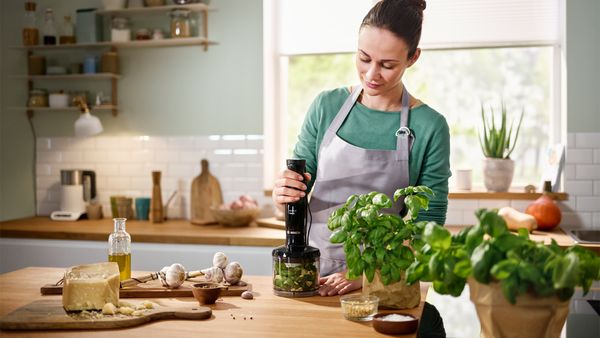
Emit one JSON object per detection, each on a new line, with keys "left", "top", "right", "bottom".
{"left": 191, "top": 282, "right": 223, "bottom": 305}
{"left": 211, "top": 207, "right": 260, "bottom": 227}
{"left": 372, "top": 312, "right": 419, "bottom": 335}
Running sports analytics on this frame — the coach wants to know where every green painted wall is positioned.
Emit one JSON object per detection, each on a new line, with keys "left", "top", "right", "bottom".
{"left": 566, "top": 0, "right": 600, "bottom": 132}
{"left": 0, "top": 0, "right": 263, "bottom": 221}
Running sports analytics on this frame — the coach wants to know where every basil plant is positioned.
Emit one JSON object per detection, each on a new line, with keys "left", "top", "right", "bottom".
{"left": 327, "top": 186, "right": 434, "bottom": 285}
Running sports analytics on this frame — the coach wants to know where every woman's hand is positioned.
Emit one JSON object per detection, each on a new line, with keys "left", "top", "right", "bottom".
{"left": 318, "top": 271, "right": 362, "bottom": 296}
{"left": 272, "top": 170, "right": 311, "bottom": 211}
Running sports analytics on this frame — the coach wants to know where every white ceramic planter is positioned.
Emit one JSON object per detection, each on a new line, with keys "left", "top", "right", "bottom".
{"left": 482, "top": 158, "right": 514, "bottom": 192}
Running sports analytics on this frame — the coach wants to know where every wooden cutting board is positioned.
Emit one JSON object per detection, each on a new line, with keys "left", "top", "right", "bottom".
{"left": 41, "top": 278, "right": 250, "bottom": 298}
{"left": 0, "top": 299, "right": 211, "bottom": 330}
{"left": 190, "top": 159, "right": 223, "bottom": 225}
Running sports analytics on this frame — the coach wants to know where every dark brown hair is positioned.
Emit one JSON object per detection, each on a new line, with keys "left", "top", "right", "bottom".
{"left": 361, "top": 0, "right": 426, "bottom": 59}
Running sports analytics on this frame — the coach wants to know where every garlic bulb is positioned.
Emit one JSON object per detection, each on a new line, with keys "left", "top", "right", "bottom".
{"left": 201, "top": 266, "right": 224, "bottom": 283}
{"left": 212, "top": 252, "right": 228, "bottom": 269}
{"left": 224, "top": 261, "right": 243, "bottom": 285}
{"left": 159, "top": 263, "right": 186, "bottom": 289}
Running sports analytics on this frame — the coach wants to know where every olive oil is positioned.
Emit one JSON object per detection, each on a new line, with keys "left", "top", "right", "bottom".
{"left": 108, "top": 252, "right": 131, "bottom": 280}
{"left": 108, "top": 218, "right": 132, "bottom": 281}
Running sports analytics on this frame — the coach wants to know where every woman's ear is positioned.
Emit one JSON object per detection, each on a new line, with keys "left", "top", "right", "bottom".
{"left": 408, "top": 48, "right": 421, "bottom": 68}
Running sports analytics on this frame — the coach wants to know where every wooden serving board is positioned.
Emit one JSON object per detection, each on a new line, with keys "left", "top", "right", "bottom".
{"left": 41, "top": 278, "right": 250, "bottom": 298}
{"left": 0, "top": 299, "right": 211, "bottom": 330}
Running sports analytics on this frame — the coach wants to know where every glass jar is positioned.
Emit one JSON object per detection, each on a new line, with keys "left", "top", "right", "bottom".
{"left": 111, "top": 17, "right": 131, "bottom": 42}
{"left": 28, "top": 89, "right": 48, "bottom": 107}
{"left": 22, "top": 1, "right": 39, "bottom": 46}
{"left": 108, "top": 218, "right": 132, "bottom": 281}
{"left": 169, "top": 9, "right": 191, "bottom": 38}
{"left": 59, "top": 15, "right": 75, "bottom": 44}
{"left": 41, "top": 8, "right": 57, "bottom": 45}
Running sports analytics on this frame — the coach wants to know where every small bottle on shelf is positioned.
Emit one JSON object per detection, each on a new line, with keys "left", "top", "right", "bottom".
{"left": 59, "top": 15, "right": 75, "bottom": 44}
{"left": 108, "top": 217, "right": 132, "bottom": 281}
{"left": 41, "top": 8, "right": 58, "bottom": 45}
{"left": 22, "top": 1, "right": 39, "bottom": 46}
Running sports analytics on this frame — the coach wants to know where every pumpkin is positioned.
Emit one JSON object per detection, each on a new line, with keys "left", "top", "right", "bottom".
{"left": 525, "top": 194, "right": 561, "bottom": 231}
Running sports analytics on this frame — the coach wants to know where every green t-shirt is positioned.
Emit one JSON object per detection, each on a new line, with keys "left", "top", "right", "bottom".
{"left": 293, "top": 87, "right": 451, "bottom": 224}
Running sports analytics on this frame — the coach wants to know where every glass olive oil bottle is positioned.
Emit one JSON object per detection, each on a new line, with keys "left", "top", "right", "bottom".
{"left": 108, "top": 218, "right": 131, "bottom": 280}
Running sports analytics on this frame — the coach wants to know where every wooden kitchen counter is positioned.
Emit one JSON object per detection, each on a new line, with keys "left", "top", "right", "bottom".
{"left": 0, "top": 217, "right": 285, "bottom": 247}
{"left": 0, "top": 267, "right": 428, "bottom": 338}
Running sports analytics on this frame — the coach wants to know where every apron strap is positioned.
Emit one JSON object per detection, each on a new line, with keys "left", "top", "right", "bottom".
{"left": 318, "top": 86, "right": 362, "bottom": 159}
{"left": 396, "top": 86, "right": 412, "bottom": 212}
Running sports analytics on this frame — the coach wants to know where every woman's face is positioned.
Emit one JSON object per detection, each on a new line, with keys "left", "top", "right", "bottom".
{"left": 356, "top": 26, "right": 419, "bottom": 97}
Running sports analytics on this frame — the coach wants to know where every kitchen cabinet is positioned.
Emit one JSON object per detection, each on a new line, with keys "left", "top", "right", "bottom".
{"left": 10, "top": 3, "right": 216, "bottom": 118}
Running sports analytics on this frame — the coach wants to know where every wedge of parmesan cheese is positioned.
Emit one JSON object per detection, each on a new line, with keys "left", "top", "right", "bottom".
{"left": 62, "top": 262, "right": 120, "bottom": 311}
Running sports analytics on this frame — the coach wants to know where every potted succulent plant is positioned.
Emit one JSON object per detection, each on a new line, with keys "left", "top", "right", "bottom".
{"left": 479, "top": 101, "right": 523, "bottom": 192}
{"left": 327, "top": 186, "right": 434, "bottom": 309}
{"left": 405, "top": 209, "right": 600, "bottom": 338}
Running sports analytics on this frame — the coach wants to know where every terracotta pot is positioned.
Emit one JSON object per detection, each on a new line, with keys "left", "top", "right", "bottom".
{"left": 468, "top": 279, "right": 569, "bottom": 338}
{"left": 362, "top": 270, "right": 420, "bottom": 309}
{"left": 483, "top": 158, "right": 514, "bottom": 192}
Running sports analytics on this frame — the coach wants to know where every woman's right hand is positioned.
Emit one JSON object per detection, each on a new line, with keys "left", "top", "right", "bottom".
{"left": 272, "top": 170, "right": 311, "bottom": 211}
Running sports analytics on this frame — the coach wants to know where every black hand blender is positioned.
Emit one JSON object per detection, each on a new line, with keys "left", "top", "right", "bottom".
{"left": 272, "top": 159, "right": 320, "bottom": 297}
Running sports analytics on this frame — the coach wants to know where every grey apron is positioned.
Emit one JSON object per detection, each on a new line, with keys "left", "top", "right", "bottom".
{"left": 309, "top": 85, "right": 414, "bottom": 276}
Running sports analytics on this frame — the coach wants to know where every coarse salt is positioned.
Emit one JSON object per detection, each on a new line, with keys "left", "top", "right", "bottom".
{"left": 379, "top": 314, "right": 414, "bottom": 322}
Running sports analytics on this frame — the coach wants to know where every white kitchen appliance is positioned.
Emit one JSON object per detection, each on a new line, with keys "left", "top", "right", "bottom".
{"left": 50, "top": 169, "right": 96, "bottom": 221}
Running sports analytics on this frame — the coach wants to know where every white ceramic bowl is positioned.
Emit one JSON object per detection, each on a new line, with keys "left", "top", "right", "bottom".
{"left": 49, "top": 93, "right": 70, "bottom": 108}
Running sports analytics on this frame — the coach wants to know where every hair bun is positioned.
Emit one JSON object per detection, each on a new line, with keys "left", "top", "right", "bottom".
{"left": 403, "top": 0, "right": 426, "bottom": 11}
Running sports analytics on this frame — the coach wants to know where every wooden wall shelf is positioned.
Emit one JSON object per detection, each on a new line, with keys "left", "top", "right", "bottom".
{"left": 11, "top": 73, "right": 121, "bottom": 80}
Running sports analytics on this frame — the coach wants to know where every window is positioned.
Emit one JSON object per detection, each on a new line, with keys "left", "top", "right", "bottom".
{"left": 264, "top": 0, "right": 564, "bottom": 190}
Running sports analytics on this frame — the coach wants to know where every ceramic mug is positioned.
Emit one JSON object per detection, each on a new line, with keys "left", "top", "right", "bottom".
{"left": 135, "top": 197, "right": 151, "bottom": 220}
{"left": 455, "top": 169, "right": 473, "bottom": 191}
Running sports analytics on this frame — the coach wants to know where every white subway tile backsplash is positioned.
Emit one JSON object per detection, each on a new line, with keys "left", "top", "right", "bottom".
{"left": 564, "top": 164, "right": 577, "bottom": 180}
{"left": 37, "top": 176, "right": 59, "bottom": 190}
{"left": 576, "top": 197, "right": 600, "bottom": 212}
{"left": 48, "top": 138, "right": 70, "bottom": 150}
{"left": 463, "top": 210, "right": 478, "bottom": 225}
{"left": 595, "top": 149, "right": 600, "bottom": 164}
{"left": 36, "top": 164, "right": 51, "bottom": 176}
{"left": 448, "top": 199, "right": 479, "bottom": 210}
{"left": 38, "top": 202, "right": 59, "bottom": 215}
{"left": 167, "top": 164, "right": 193, "bottom": 178}
{"left": 566, "top": 149, "right": 594, "bottom": 164}
{"left": 167, "top": 137, "right": 195, "bottom": 150}
{"left": 131, "top": 150, "right": 153, "bottom": 162}
{"left": 106, "top": 151, "right": 130, "bottom": 163}
{"left": 70, "top": 138, "right": 96, "bottom": 150}
{"left": 38, "top": 152, "right": 62, "bottom": 163}
{"left": 144, "top": 137, "right": 167, "bottom": 150}
{"left": 106, "top": 177, "right": 131, "bottom": 190}
{"left": 576, "top": 165, "right": 600, "bottom": 180}
{"left": 178, "top": 150, "right": 207, "bottom": 163}
{"left": 62, "top": 151, "right": 83, "bottom": 162}
{"left": 96, "top": 163, "right": 119, "bottom": 176}
{"left": 564, "top": 180, "right": 594, "bottom": 196}
{"left": 509, "top": 200, "right": 531, "bottom": 212}
{"left": 595, "top": 181, "right": 600, "bottom": 195}
{"left": 155, "top": 150, "right": 179, "bottom": 162}
{"left": 37, "top": 138, "right": 51, "bottom": 150}
{"left": 82, "top": 150, "right": 108, "bottom": 162}
{"left": 477, "top": 199, "right": 510, "bottom": 209}
{"left": 95, "top": 137, "right": 121, "bottom": 150}
{"left": 561, "top": 212, "right": 591, "bottom": 228}
{"left": 119, "top": 163, "right": 144, "bottom": 176}
{"left": 567, "top": 133, "right": 576, "bottom": 147}
{"left": 575, "top": 133, "right": 600, "bottom": 148}
{"left": 594, "top": 213, "right": 600, "bottom": 228}
{"left": 445, "top": 209, "right": 463, "bottom": 226}
{"left": 130, "top": 177, "right": 151, "bottom": 190}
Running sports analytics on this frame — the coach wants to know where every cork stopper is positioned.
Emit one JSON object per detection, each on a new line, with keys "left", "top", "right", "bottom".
{"left": 25, "top": 2, "right": 36, "bottom": 11}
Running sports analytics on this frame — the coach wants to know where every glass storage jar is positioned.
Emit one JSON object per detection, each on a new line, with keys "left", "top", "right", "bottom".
{"left": 28, "top": 89, "right": 48, "bottom": 107}
{"left": 111, "top": 17, "right": 131, "bottom": 42}
{"left": 169, "top": 9, "right": 191, "bottom": 38}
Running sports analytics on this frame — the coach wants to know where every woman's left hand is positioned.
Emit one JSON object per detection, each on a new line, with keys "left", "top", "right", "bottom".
{"left": 318, "top": 271, "right": 362, "bottom": 296}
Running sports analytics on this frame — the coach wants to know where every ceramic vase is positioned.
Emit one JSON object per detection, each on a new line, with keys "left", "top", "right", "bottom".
{"left": 483, "top": 158, "right": 514, "bottom": 192}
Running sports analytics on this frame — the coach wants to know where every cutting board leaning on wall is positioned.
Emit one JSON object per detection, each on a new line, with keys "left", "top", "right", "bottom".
{"left": 191, "top": 159, "right": 223, "bottom": 224}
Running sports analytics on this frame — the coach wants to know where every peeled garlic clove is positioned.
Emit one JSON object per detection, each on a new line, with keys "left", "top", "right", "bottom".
{"left": 201, "top": 266, "right": 224, "bottom": 283}
{"left": 212, "top": 252, "right": 228, "bottom": 269}
{"left": 224, "top": 261, "right": 243, "bottom": 285}
{"left": 164, "top": 263, "right": 186, "bottom": 289}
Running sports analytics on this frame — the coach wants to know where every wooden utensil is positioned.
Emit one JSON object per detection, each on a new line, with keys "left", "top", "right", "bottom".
{"left": 190, "top": 159, "right": 223, "bottom": 225}
{"left": 0, "top": 299, "right": 211, "bottom": 330}
{"left": 151, "top": 171, "right": 163, "bottom": 223}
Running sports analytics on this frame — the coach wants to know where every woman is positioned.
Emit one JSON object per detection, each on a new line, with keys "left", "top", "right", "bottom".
{"left": 273, "top": 0, "right": 450, "bottom": 297}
